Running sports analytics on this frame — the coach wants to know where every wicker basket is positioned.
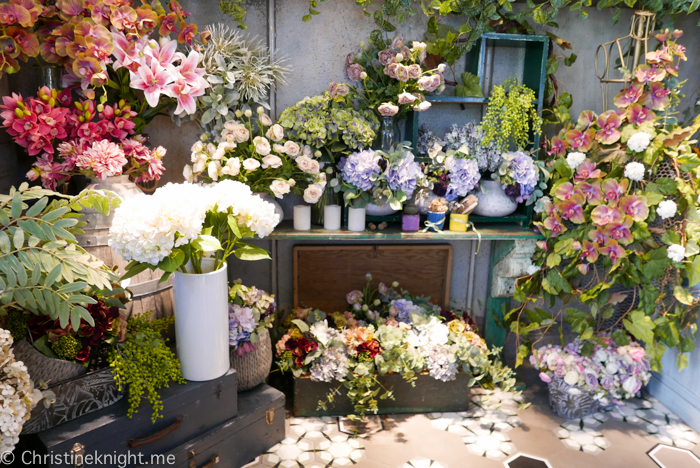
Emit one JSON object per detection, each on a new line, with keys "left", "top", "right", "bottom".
{"left": 229, "top": 329, "right": 272, "bottom": 392}
{"left": 13, "top": 339, "right": 87, "bottom": 385}
{"left": 548, "top": 376, "right": 600, "bottom": 419}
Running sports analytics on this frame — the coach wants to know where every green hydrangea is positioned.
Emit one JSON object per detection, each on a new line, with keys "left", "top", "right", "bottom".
{"left": 6, "top": 310, "right": 28, "bottom": 341}
{"left": 51, "top": 335, "right": 82, "bottom": 361}
{"left": 278, "top": 91, "right": 379, "bottom": 161}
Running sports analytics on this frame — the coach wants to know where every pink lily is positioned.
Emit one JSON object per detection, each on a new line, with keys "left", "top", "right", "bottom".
{"left": 565, "top": 128, "right": 595, "bottom": 152}
{"left": 557, "top": 194, "right": 586, "bottom": 224}
{"left": 640, "top": 82, "right": 670, "bottom": 111}
{"left": 603, "top": 217, "right": 634, "bottom": 245}
{"left": 575, "top": 181, "right": 603, "bottom": 205}
{"left": 596, "top": 111, "right": 623, "bottom": 145}
{"left": 614, "top": 83, "right": 643, "bottom": 108}
{"left": 626, "top": 104, "right": 654, "bottom": 126}
{"left": 591, "top": 205, "right": 624, "bottom": 226}
{"left": 618, "top": 195, "right": 649, "bottom": 222}
{"left": 602, "top": 179, "right": 628, "bottom": 202}
{"left": 130, "top": 61, "right": 174, "bottom": 107}
{"left": 581, "top": 240, "right": 599, "bottom": 263}
{"left": 165, "top": 78, "right": 202, "bottom": 116}
{"left": 600, "top": 240, "right": 626, "bottom": 264}
{"left": 175, "top": 50, "right": 208, "bottom": 90}
{"left": 148, "top": 37, "right": 178, "bottom": 71}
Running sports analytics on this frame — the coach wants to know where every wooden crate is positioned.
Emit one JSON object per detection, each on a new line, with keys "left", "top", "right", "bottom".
{"left": 292, "top": 372, "right": 471, "bottom": 416}
{"left": 293, "top": 245, "right": 452, "bottom": 312}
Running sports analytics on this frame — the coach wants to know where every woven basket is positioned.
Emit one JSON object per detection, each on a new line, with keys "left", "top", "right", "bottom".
{"left": 13, "top": 339, "right": 88, "bottom": 385}
{"left": 548, "top": 376, "right": 600, "bottom": 419}
{"left": 230, "top": 329, "right": 272, "bottom": 392}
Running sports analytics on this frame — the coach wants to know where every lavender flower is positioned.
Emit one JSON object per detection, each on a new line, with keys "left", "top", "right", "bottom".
{"left": 386, "top": 153, "right": 422, "bottom": 197}
{"left": 499, "top": 151, "right": 539, "bottom": 202}
{"left": 445, "top": 156, "right": 481, "bottom": 201}
{"left": 340, "top": 150, "right": 382, "bottom": 191}
{"left": 425, "top": 343, "right": 458, "bottom": 381}
{"left": 229, "top": 304, "right": 257, "bottom": 348}
{"left": 389, "top": 299, "right": 424, "bottom": 323}
{"left": 310, "top": 346, "right": 349, "bottom": 382}
{"left": 423, "top": 122, "right": 501, "bottom": 172}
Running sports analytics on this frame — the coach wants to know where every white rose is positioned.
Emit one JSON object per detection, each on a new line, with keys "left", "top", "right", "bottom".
{"left": 302, "top": 145, "right": 313, "bottom": 157}
{"left": 667, "top": 244, "right": 686, "bottom": 262}
{"left": 243, "top": 158, "right": 261, "bottom": 171}
{"left": 232, "top": 124, "right": 250, "bottom": 143}
{"left": 283, "top": 141, "right": 301, "bottom": 157}
{"left": 437, "top": 63, "right": 446, "bottom": 72}
{"left": 308, "top": 160, "right": 320, "bottom": 174}
{"left": 270, "top": 180, "right": 291, "bottom": 199}
{"left": 223, "top": 120, "right": 237, "bottom": 131}
{"left": 253, "top": 136, "right": 271, "bottom": 156}
{"left": 594, "top": 350, "right": 608, "bottom": 363}
{"left": 624, "top": 162, "right": 645, "bottom": 182}
{"left": 183, "top": 164, "right": 193, "bottom": 182}
{"left": 567, "top": 387, "right": 582, "bottom": 395}
{"left": 622, "top": 377, "right": 639, "bottom": 395}
{"left": 563, "top": 370, "right": 580, "bottom": 386}
{"left": 262, "top": 155, "right": 283, "bottom": 169}
{"left": 303, "top": 184, "right": 324, "bottom": 204}
{"left": 310, "top": 320, "right": 331, "bottom": 346}
{"left": 206, "top": 143, "right": 217, "bottom": 154}
{"left": 273, "top": 143, "right": 285, "bottom": 154}
{"left": 415, "top": 101, "right": 431, "bottom": 112}
{"left": 296, "top": 155, "right": 314, "bottom": 173}
{"left": 212, "top": 147, "right": 225, "bottom": 160}
{"left": 566, "top": 152, "right": 586, "bottom": 169}
{"left": 221, "top": 157, "right": 240, "bottom": 176}
{"left": 191, "top": 141, "right": 204, "bottom": 152}
{"left": 207, "top": 161, "right": 221, "bottom": 181}
{"left": 260, "top": 114, "right": 272, "bottom": 126}
{"left": 605, "top": 362, "right": 619, "bottom": 374}
{"left": 627, "top": 132, "right": 652, "bottom": 153}
{"left": 657, "top": 199, "right": 677, "bottom": 219}
{"left": 266, "top": 124, "right": 284, "bottom": 142}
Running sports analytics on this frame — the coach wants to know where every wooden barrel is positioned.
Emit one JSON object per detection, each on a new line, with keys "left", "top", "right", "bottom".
{"left": 76, "top": 176, "right": 174, "bottom": 321}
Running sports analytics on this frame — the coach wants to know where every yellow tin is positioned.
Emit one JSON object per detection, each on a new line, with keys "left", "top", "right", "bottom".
{"left": 449, "top": 213, "right": 469, "bottom": 232}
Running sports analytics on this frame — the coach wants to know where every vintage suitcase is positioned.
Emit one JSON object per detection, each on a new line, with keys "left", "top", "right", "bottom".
{"left": 22, "top": 369, "right": 238, "bottom": 467}
{"left": 164, "top": 385, "right": 285, "bottom": 468}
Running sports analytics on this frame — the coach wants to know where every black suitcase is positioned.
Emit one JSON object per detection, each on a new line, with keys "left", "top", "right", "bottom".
{"left": 20, "top": 369, "right": 238, "bottom": 467}
{"left": 164, "top": 385, "right": 285, "bottom": 468}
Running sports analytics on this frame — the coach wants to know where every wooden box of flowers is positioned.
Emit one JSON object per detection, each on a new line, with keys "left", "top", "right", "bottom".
{"left": 276, "top": 275, "right": 517, "bottom": 416}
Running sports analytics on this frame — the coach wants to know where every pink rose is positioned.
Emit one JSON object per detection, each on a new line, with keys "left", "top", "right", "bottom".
{"left": 384, "top": 62, "right": 399, "bottom": 79}
{"left": 391, "top": 36, "right": 405, "bottom": 49}
{"left": 398, "top": 93, "right": 416, "bottom": 105}
{"left": 407, "top": 64, "right": 422, "bottom": 79}
{"left": 377, "top": 102, "right": 399, "bottom": 117}
{"left": 378, "top": 49, "right": 396, "bottom": 65}
{"left": 346, "top": 63, "right": 364, "bottom": 82}
{"left": 395, "top": 65, "right": 409, "bottom": 82}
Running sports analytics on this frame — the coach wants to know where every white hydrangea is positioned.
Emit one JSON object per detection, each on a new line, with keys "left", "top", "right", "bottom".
{"left": 0, "top": 330, "right": 42, "bottom": 454}
{"left": 566, "top": 152, "right": 586, "bottom": 169}
{"left": 657, "top": 200, "right": 677, "bottom": 219}
{"left": 534, "top": 196, "right": 551, "bottom": 214}
{"left": 624, "top": 162, "right": 646, "bottom": 182}
{"left": 667, "top": 244, "right": 686, "bottom": 263}
{"left": 109, "top": 181, "right": 280, "bottom": 266}
{"left": 627, "top": 132, "right": 652, "bottom": 153}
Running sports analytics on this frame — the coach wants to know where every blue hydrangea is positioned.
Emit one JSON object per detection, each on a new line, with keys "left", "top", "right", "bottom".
{"left": 340, "top": 150, "right": 382, "bottom": 191}
{"left": 445, "top": 156, "right": 481, "bottom": 201}
{"left": 310, "top": 346, "right": 349, "bottom": 382}
{"left": 425, "top": 343, "right": 458, "bottom": 381}
{"left": 503, "top": 151, "right": 539, "bottom": 202}
{"left": 386, "top": 153, "right": 422, "bottom": 198}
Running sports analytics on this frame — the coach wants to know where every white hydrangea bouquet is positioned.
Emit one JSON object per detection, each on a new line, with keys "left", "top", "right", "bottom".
{"left": 109, "top": 180, "right": 280, "bottom": 279}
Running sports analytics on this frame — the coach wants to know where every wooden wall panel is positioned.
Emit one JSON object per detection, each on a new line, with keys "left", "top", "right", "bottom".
{"left": 294, "top": 245, "right": 452, "bottom": 312}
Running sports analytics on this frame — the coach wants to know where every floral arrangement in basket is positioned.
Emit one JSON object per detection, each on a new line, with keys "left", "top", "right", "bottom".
{"left": 0, "top": 87, "right": 166, "bottom": 190}
{"left": 276, "top": 274, "right": 517, "bottom": 415}
{"left": 344, "top": 34, "right": 444, "bottom": 118}
{"left": 109, "top": 180, "right": 280, "bottom": 279}
{"left": 229, "top": 281, "right": 276, "bottom": 356}
{"left": 184, "top": 109, "right": 327, "bottom": 203}
{"left": 334, "top": 142, "right": 423, "bottom": 209}
{"left": 531, "top": 336, "right": 651, "bottom": 405}
{"left": 277, "top": 86, "right": 379, "bottom": 165}
{"left": 507, "top": 30, "right": 700, "bottom": 372}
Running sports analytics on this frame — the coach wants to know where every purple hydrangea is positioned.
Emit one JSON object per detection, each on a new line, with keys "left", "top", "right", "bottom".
{"left": 389, "top": 299, "right": 424, "bottom": 323}
{"left": 444, "top": 156, "right": 481, "bottom": 201}
{"left": 503, "top": 151, "right": 538, "bottom": 202}
{"left": 310, "top": 346, "right": 349, "bottom": 382}
{"left": 425, "top": 343, "right": 458, "bottom": 381}
{"left": 340, "top": 150, "right": 382, "bottom": 192}
{"left": 386, "top": 153, "right": 422, "bottom": 198}
{"left": 229, "top": 304, "right": 256, "bottom": 348}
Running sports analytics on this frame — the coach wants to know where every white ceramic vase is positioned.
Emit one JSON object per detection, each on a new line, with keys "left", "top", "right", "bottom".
{"left": 173, "top": 258, "right": 230, "bottom": 381}
{"left": 472, "top": 180, "right": 518, "bottom": 217}
{"left": 254, "top": 192, "right": 284, "bottom": 222}
{"left": 366, "top": 201, "right": 398, "bottom": 216}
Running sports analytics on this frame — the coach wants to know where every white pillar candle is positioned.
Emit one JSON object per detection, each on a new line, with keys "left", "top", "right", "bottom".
{"left": 293, "top": 205, "right": 311, "bottom": 231}
{"left": 347, "top": 207, "right": 366, "bottom": 232}
{"left": 324, "top": 204, "right": 341, "bottom": 230}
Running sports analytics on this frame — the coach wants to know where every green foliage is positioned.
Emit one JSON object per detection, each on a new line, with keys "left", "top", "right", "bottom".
{"left": 454, "top": 72, "right": 483, "bottom": 98}
{"left": 219, "top": 0, "right": 248, "bottom": 29}
{"left": 480, "top": 78, "right": 542, "bottom": 152}
{"left": 0, "top": 184, "right": 121, "bottom": 330}
{"left": 6, "top": 309, "right": 28, "bottom": 340}
{"left": 51, "top": 334, "right": 81, "bottom": 361}
{"left": 109, "top": 315, "right": 185, "bottom": 423}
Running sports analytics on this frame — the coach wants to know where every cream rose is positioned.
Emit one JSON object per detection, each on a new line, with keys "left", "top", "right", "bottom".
{"left": 378, "top": 102, "right": 399, "bottom": 117}
{"left": 260, "top": 114, "right": 273, "bottom": 126}
{"left": 270, "top": 180, "right": 291, "bottom": 199}
{"left": 253, "top": 136, "right": 271, "bottom": 156}
{"left": 231, "top": 124, "right": 250, "bottom": 143}
{"left": 243, "top": 158, "right": 261, "bottom": 171}
{"left": 266, "top": 124, "right": 284, "bottom": 142}
{"left": 221, "top": 157, "right": 240, "bottom": 176}
{"left": 273, "top": 143, "right": 285, "bottom": 154}
{"left": 303, "top": 184, "right": 324, "bottom": 204}
{"left": 207, "top": 161, "right": 221, "bottom": 181}
{"left": 262, "top": 155, "right": 283, "bottom": 169}
{"left": 283, "top": 141, "right": 301, "bottom": 157}
{"left": 296, "top": 155, "right": 315, "bottom": 173}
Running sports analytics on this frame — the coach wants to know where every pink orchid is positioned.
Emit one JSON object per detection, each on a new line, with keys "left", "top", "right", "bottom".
{"left": 614, "top": 83, "right": 644, "bottom": 108}
{"left": 130, "top": 61, "right": 174, "bottom": 107}
{"left": 548, "top": 136, "right": 568, "bottom": 157}
{"left": 646, "top": 46, "right": 672, "bottom": 65}
{"left": 110, "top": 5, "right": 137, "bottom": 30}
{"left": 158, "top": 12, "right": 178, "bottom": 37}
{"left": 640, "top": 82, "right": 670, "bottom": 111}
{"left": 581, "top": 240, "right": 599, "bottom": 263}
{"left": 0, "top": 3, "right": 32, "bottom": 27}
{"left": 575, "top": 181, "right": 603, "bottom": 205}
{"left": 557, "top": 194, "right": 586, "bottom": 224}
{"left": 603, "top": 217, "right": 634, "bottom": 245}
{"left": 602, "top": 179, "right": 628, "bottom": 202}
{"left": 576, "top": 110, "right": 597, "bottom": 131}
{"left": 596, "top": 111, "right": 623, "bottom": 144}
{"left": 177, "top": 22, "right": 198, "bottom": 45}
{"left": 635, "top": 65, "right": 666, "bottom": 83}
{"left": 565, "top": 128, "right": 595, "bottom": 152}
{"left": 600, "top": 240, "right": 626, "bottom": 264}
{"left": 554, "top": 182, "right": 574, "bottom": 201}
{"left": 577, "top": 264, "right": 590, "bottom": 275}
{"left": 618, "top": 195, "right": 649, "bottom": 222}
{"left": 575, "top": 160, "right": 604, "bottom": 179}
{"left": 591, "top": 205, "right": 624, "bottom": 226}
{"left": 626, "top": 104, "right": 654, "bottom": 126}
{"left": 588, "top": 228, "right": 609, "bottom": 247}
{"left": 543, "top": 216, "right": 566, "bottom": 237}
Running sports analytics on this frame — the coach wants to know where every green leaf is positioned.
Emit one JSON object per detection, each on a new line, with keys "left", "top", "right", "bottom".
{"left": 564, "top": 53, "right": 578, "bottom": 66}
{"left": 26, "top": 197, "right": 48, "bottom": 217}
{"left": 643, "top": 248, "right": 671, "bottom": 280}
{"left": 688, "top": 256, "right": 700, "bottom": 287}
{"left": 456, "top": 72, "right": 483, "bottom": 98}
{"left": 0, "top": 231, "right": 10, "bottom": 253}
{"left": 227, "top": 215, "right": 243, "bottom": 238}
{"left": 12, "top": 228, "right": 24, "bottom": 250}
{"left": 673, "top": 285, "right": 695, "bottom": 305}
{"left": 45, "top": 264, "right": 62, "bottom": 287}
{"left": 233, "top": 244, "right": 271, "bottom": 261}
{"left": 292, "top": 319, "right": 309, "bottom": 333}
{"left": 58, "top": 282, "right": 88, "bottom": 294}
{"left": 553, "top": 157, "right": 573, "bottom": 179}
{"left": 0, "top": 209, "right": 9, "bottom": 226}
{"left": 623, "top": 310, "right": 655, "bottom": 344}
{"left": 33, "top": 335, "right": 59, "bottom": 360}
{"left": 192, "top": 235, "right": 222, "bottom": 253}
{"left": 158, "top": 250, "right": 186, "bottom": 273}
{"left": 67, "top": 294, "right": 98, "bottom": 305}
{"left": 10, "top": 192, "right": 22, "bottom": 219}
{"left": 121, "top": 262, "right": 150, "bottom": 281}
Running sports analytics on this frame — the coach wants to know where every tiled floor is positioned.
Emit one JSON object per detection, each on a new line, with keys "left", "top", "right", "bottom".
{"left": 243, "top": 368, "right": 700, "bottom": 468}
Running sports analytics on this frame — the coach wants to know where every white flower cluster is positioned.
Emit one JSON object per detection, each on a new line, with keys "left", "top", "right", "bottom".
{"left": 657, "top": 199, "right": 677, "bottom": 219}
{"left": 0, "top": 329, "right": 42, "bottom": 454}
{"left": 566, "top": 152, "right": 586, "bottom": 169}
{"left": 627, "top": 132, "right": 652, "bottom": 153}
{"left": 109, "top": 180, "right": 280, "bottom": 266}
{"left": 624, "top": 162, "right": 645, "bottom": 182}
{"left": 667, "top": 244, "right": 686, "bottom": 263}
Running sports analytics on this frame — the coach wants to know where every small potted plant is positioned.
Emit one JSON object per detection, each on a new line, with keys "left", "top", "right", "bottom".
{"left": 426, "top": 197, "right": 448, "bottom": 232}
{"left": 531, "top": 336, "right": 651, "bottom": 419}
{"left": 449, "top": 195, "right": 478, "bottom": 232}
{"left": 228, "top": 282, "right": 277, "bottom": 392}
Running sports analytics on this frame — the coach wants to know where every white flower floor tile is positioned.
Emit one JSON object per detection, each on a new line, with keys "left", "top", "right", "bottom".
{"left": 398, "top": 458, "right": 448, "bottom": 468}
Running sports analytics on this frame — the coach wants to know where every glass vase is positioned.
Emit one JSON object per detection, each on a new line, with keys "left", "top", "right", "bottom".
{"left": 311, "top": 184, "right": 339, "bottom": 226}
{"left": 37, "top": 63, "right": 62, "bottom": 90}
{"left": 376, "top": 115, "right": 396, "bottom": 151}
